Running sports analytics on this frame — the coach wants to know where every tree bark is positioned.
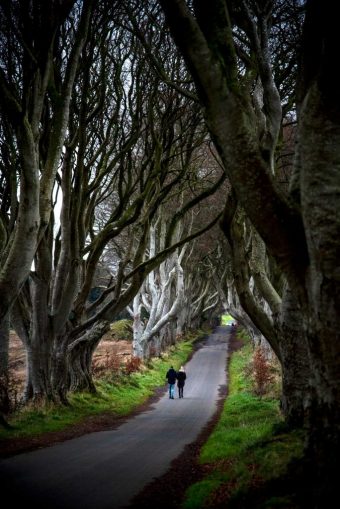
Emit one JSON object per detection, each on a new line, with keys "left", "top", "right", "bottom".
{"left": 0, "top": 313, "right": 9, "bottom": 378}
{"left": 67, "top": 320, "right": 110, "bottom": 393}
{"left": 158, "top": 0, "right": 340, "bottom": 502}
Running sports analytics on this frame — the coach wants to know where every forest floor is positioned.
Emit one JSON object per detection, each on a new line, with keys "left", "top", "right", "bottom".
{"left": 1, "top": 330, "right": 243, "bottom": 509}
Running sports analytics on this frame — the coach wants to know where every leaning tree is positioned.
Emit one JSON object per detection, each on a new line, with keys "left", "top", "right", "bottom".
{"left": 157, "top": 0, "right": 340, "bottom": 503}
{"left": 0, "top": 0, "right": 94, "bottom": 418}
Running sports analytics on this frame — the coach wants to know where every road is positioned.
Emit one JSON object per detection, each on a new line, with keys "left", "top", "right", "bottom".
{"left": 0, "top": 326, "right": 230, "bottom": 509}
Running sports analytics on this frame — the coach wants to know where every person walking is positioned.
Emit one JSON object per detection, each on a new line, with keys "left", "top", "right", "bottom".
{"left": 176, "top": 365, "right": 187, "bottom": 398}
{"left": 166, "top": 365, "right": 177, "bottom": 399}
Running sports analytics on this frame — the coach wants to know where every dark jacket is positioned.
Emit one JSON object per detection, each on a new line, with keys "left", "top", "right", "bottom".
{"left": 176, "top": 371, "right": 186, "bottom": 387}
{"left": 166, "top": 368, "right": 177, "bottom": 384}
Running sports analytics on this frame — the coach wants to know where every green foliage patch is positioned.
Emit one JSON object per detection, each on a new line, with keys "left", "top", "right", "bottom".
{"left": 221, "top": 314, "right": 234, "bottom": 325}
{"left": 109, "top": 319, "right": 133, "bottom": 341}
{"left": 183, "top": 329, "right": 305, "bottom": 509}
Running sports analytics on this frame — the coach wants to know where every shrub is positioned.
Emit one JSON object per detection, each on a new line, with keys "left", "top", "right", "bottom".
{"left": 252, "top": 346, "right": 275, "bottom": 396}
{"left": 92, "top": 350, "right": 123, "bottom": 378}
{"left": 124, "top": 356, "right": 142, "bottom": 375}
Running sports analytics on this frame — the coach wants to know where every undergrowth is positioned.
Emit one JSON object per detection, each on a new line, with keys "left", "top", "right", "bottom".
{"left": 182, "top": 328, "right": 306, "bottom": 509}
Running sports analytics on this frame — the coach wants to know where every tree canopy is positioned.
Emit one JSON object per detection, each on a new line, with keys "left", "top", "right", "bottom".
{"left": 1, "top": 0, "right": 339, "bottom": 504}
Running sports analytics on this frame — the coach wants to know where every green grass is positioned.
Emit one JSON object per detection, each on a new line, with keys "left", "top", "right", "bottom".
{"left": 221, "top": 314, "right": 234, "bottom": 325}
{"left": 2, "top": 325, "right": 306, "bottom": 508}
{"left": 182, "top": 330, "right": 306, "bottom": 509}
{"left": 0, "top": 330, "right": 202, "bottom": 440}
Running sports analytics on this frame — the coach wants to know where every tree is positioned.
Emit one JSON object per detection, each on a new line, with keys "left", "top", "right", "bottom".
{"left": 128, "top": 215, "right": 186, "bottom": 358}
{"left": 0, "top": 0, "right": 94, "bottom": 419}
{"left": 0, "top": 0, "right": 93, "bottom": 322}
{"left": 158, "top": 0, "right": 340, "bottom": 503}
{"left": 127, "top": 157, "right": 225, "bottom": 359}
{"left": 6, "top": 1, "right": 225, "bottom": 404}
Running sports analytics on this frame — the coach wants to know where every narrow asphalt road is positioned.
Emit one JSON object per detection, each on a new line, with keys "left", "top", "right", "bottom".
{"left": 0, "top": 326, "right": 230, "bottom": 509}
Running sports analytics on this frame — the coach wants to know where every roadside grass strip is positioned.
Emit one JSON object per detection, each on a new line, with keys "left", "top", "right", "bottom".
{"left": 0, "top": 330, "right": 202, "bottom": 440}
{"left": 182, "top": 333, "right": 305, "bottom": 509}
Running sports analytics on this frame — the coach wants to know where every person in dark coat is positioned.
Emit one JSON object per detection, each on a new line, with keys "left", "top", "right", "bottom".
{"left": 166, "top": 365, "right": 177, "bottom": 399}
{"left": 176, "top": 365, "right": 187, "bottom": 398}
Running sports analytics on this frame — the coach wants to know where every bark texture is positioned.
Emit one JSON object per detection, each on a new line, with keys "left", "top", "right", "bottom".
{"left": 158, "top": 1, "right": 340, "bottom": 502}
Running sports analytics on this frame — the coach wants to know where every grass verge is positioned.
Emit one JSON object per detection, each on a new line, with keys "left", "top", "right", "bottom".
{"left": 182, "top": 329, "right": 306, "bottom": 509}
{"left": 0, "top": 330, "right": 203, "bottom": 440}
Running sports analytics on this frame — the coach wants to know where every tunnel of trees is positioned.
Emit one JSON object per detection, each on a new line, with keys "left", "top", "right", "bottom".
{"left": 0, "top": 0, "right": 339, "bottom": 504}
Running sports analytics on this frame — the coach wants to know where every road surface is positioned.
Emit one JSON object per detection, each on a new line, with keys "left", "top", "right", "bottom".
{"left": 0, "top": 326, "right": 231, "bottom": 509}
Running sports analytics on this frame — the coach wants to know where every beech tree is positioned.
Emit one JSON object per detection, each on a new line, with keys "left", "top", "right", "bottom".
{"left": 128, "top": 215, "right": 186, "bottom": 358}
{"left": 183, "top": 247, "right": 221, "bottom": 329}
{"left": 128, "top": 150, "right": 224, "bottom": 359}
{"left": 3, "top": 2, "right": 225, "bottom": 404}
{"left": 0, "top": 0, "right": 94, "bottom": 321}
{"left": 0, "top": 1, "right": 94, "bottom": 419}
{"left": 158, "top": 0, "right": 340, "bottom": 502}
{"left": 216, "top": 205, "right": 282, "bottom": 355}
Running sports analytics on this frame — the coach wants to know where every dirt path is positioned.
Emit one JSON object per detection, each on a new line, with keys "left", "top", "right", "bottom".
{"left": 0, "top": 326, "right": 233, "bottom": 509}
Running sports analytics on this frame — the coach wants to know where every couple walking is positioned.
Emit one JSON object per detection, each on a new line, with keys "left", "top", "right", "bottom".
{"left": 166, "top": 365, "right": 187, "bottom": 399}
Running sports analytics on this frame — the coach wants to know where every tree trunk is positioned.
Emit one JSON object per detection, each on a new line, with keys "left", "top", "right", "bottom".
{"left": 24, "top": 340, "right": 55, "bottom": 403}
{"left": 0, "top": 312, "right": 11, "bottom": 414}
{"left": 0, "top": 313, "right": 9, "bottom": 378}
{"left": 296, "top": 14, "right": 340, "bottom": 499}
{"left": 67, "top": 320, "right": 110, "bottom": 393}
{"left": 158, "top": 2, "right": 340, "bottom": 502}
{"left": 68, "top": 345, "right": 96, "bottom": 393}
{"left": 279, "top": 286, "right": 312, "bottom": 428}
{"left": 131, "top": 295, "right": 145, "bottom": 359}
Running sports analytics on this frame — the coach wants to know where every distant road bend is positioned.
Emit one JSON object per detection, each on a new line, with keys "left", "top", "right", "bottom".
{"left": 0, "top": 325, "right": 231, "bottom": 509}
